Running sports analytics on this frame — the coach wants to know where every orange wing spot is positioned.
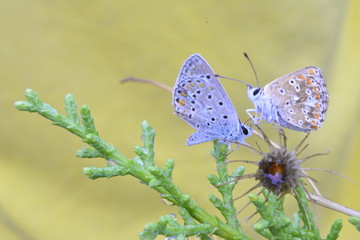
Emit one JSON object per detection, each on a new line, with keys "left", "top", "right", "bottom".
{"left": 184, "top": 86, "right": 189, "bottom": 90}
{"left": 180, "top": 92, "right": 187, "bottom": 97}
{"left": 313, "top": 86, "right": 320, "bottom": 93}
{"left": 306, "top": 78, "right": 312, "bottom": 85}
{"left": 314, "top": 112, "right": 320, "bottom": 119}
{"left": 315, "top": 103, "right": 321, "bottom": 111}
{"left": 311, "top": 120, "right": 318, "bottom": 129}
{"left": 198, "top": 83, "right": 205, "bottom": 88}
{"left": 298, "top": 75, "right": 305, "bottom": 79}
{"left": 179, "top": 99, "right": 186, "bottom": 106}
{"left": 316, "top": 94, "right": 321, "bottom": 100}
{"left": 309, "top": 68, "right": 315, "bottom": 75}
{"left": 190, "top": 82, "right": 195, "bottom": 87}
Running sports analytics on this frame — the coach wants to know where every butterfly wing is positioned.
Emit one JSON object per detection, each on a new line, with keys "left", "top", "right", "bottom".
{"left": 263, "top": 66, "right": 328, "bottom": 132}
{"left": 173, "top": 54, "right": 241, "bottom": 144}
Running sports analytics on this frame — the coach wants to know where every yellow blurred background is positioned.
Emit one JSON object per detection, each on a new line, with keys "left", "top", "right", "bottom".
{"left": 2, "top": 0, "right": 359, "bottom": 239}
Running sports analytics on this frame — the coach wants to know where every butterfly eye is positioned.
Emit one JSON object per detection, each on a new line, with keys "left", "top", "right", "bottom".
{"left": 241, "top": 126, "right": 249, "bottom": 135}
{"left": 253, "top": 88, "right": 260, "bottom": 96}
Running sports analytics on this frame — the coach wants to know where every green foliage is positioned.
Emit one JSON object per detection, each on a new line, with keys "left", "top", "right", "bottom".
{"left": 14, "top": 89, "right": 356, "bottom": 239}
{"left": 349, "top": 217, "right": 360, "bottom": 232}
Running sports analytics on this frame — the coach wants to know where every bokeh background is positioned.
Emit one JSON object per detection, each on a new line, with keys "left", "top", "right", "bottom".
{"left": 2, "top": 0, "right": 360, "bottom": 239}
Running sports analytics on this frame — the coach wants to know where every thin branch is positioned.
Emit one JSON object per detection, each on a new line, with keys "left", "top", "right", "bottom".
{"left": 120, "top": 76, "right": 172, "bottom": 92}
{"left": 308, "top": 193, "right": 360, "bottom": 218}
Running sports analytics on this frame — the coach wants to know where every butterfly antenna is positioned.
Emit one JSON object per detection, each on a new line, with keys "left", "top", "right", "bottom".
{"left": 243, "top": 52, "right": 260, "bottom": 88}
{"left": 214, "top": 74, "right": 252, "bottom": 87}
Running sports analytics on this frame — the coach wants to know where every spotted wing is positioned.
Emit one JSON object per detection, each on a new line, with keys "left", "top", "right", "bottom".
{"left": 263, "top": 66, "right": 328, "bottom": 132}
{"left": 173, "top": 54, "right": 240, "bottom": 144}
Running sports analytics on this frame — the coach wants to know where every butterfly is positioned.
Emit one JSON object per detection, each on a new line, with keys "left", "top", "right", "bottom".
{"left": 173, "top": 54, "right": 252, "bottom": 146}
{"left": 246, "top": 66, "right": 329, "bottom": 132}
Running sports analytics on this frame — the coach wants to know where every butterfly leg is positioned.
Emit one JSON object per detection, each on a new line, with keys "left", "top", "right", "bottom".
{"left": 269, "top": 112, "right": 287, "bottom": 146}
{"left": 246, "top": 108, "right": 262, "bottom": 125}
{"left": 271, "top": 123, "right": 287, "bottom": 148}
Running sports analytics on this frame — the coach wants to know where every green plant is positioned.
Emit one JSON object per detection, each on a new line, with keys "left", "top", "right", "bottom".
{"left": 14, "top": 89, "right": 359, "bottom": 240}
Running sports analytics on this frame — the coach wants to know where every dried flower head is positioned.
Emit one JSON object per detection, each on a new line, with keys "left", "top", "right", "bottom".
{"left": 255, "top": 146, "right": 303, "bottom": 195}
{"left": 229, "top": 125, "right": 360, "bottom": 218}
{"left": 229, "top": 126, "right": 328, "bottom": 199}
